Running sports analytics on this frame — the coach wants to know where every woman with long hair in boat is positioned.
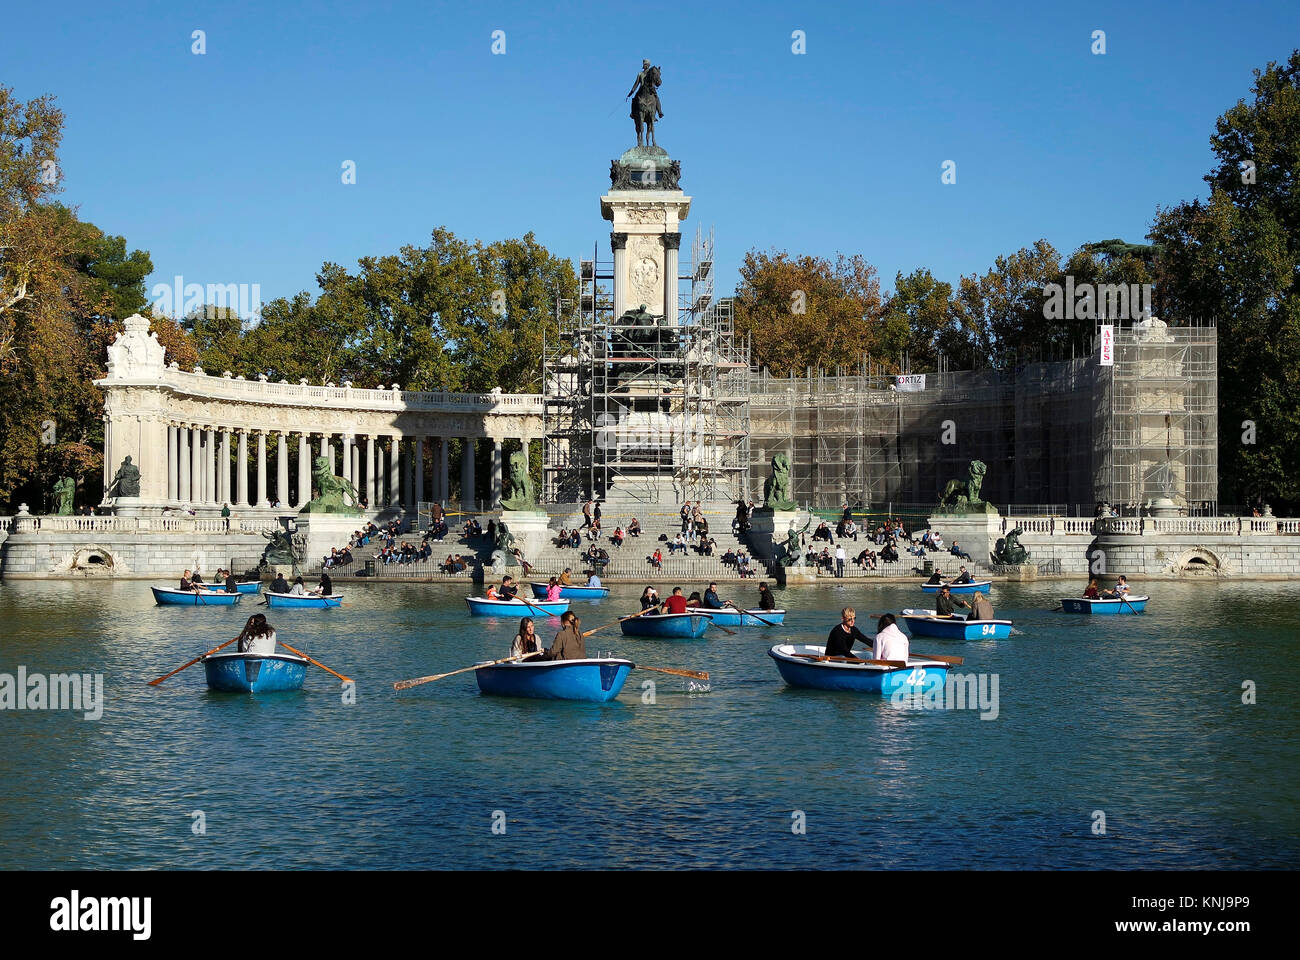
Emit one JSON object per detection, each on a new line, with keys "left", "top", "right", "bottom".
{"left": 873, "top": 613, "right": 910, "bottom": 662}
{"left": 639, "top": 585, "right": 659, "bottom": 610}
{"left": 236, "top": 614, "right": 278, "bottom": 655}
{"left": 1082, "top": 578, "right": 1100, "bottom": 599}
{"left": 545, "top": 577, "right": 563, "bottom": 601}
{"left": 511, "top": 618, "right": 541, "bottom": 659}
{"left": 541, "top": 611, "right": 585, "bottom": 661}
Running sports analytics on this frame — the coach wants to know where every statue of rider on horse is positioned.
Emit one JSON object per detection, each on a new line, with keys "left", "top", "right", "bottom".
{"left": 627, "top": 59, "right": 664, "bottom": 147}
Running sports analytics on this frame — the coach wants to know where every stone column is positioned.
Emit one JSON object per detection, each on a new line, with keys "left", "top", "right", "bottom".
{"left": 366, "top": 435, "right": 377, "bottom": 509}
{"left": 206, "top": 427, "right": 217, "bottom": 504}
{"left": 256, "top": 431, "right": 269, "bottom": 507}
{"left": 663, "top": 232, "right": 681, "bottom": 328}
{"left": 461, "top": 438, "right": 475, "bottom": 512}
{"left": 219, "top": 429, "right": 231, "bottom": 506}
{"left": 341, "top": 434, "right": 353, "bottom": 484}
{"left": 404, "top": 440, "right": 416, "bottom": 511}
{"left": 389, "top": 436, "right": 401, "bottom": 509}
{"left": 414, "top": 435, "right": 425, "bottom": 507}
{"left": 237, "top": 431, "right": 249, "bottom": 506}
{"left": 491, "top": 439, "right": 503, "bottom": 508}
{"left": 611, "top": 232, "right": 628, "bottom": 321}
{"left": 352, "top": 445, "right": 360, "bottom": 490}
{"left": 178, "top": 425, "right": 191, "bottom": 504}
{"left": 276, "top": 433, "right": 289, "bottom": 508}
{"left": 438, "top": 437, "right": 450, "bottom": 505}
{"left": 168, "top": 425, "right": 179, "bottom": 502}
{"left": 189, "top": 427, "right": 202, "bottom": 505}
{"left": 298, "top": 433, "right": 311, "bottom": 506}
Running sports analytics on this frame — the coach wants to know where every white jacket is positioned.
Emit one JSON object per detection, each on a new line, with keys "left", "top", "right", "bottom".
{"left": 874, "top": 624, "right": 910, "bottom": 662}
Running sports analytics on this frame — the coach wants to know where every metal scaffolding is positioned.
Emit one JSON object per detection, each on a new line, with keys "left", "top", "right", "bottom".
{"left": 747, "top": 323, "right": 1218, "bottom": 514}
{"left": 543, "top": 226, "right": 751, "bottom": 505}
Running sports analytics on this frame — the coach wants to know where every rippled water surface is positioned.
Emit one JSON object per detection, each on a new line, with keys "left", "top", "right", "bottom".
{"left": 0, "top": 579, "right": 1296, "bottom": 869}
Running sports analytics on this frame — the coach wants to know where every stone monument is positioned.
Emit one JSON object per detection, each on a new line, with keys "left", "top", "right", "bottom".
{"left": 497, "top": 449, "right": 548, "bottom": 569}
{"left": 96, "top": 313, "right": 172, "bottom": 515}
{"left": 929, "top": 459, "right": 1003, "bottom": 572}
{"left": 53, "top": 477, "right": 76, "bottom": 516}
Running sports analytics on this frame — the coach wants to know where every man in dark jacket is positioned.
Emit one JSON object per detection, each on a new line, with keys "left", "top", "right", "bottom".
{"left": 825, "top": 607, "right": 872, "bottom": 659}
{"left": 224, "top": 569, "right": 239, "bottom": 594}
{"left": 757, "top": 582, "right": 777, "bottom": 611}
{"left": 270, "top": 573, "right": 291, "bottom": 594}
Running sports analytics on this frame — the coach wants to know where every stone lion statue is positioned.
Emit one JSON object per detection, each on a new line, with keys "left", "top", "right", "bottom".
{"left": 992, "top": 527, "right": 1029, "bottom": 565}
{"left": 938, "top": 459, "right": 989, "bottom": 512}
{"left": 764, "top": 452, "right": 796, "bottom": 511}
{"left": 499, "top": 449, "right": 535, "bottom": 510}
{"left": 300, "top": 456, "right": 361, "bottom": 514}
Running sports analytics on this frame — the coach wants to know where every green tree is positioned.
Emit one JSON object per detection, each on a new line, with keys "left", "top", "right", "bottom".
{"left": 1150, "top": 50, "right": 1300, "bottom": 510}
{"left": 733, "top": 250, "right": 885, "bottom": 374}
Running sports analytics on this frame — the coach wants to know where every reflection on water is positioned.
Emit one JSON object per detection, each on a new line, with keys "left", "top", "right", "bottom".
{"left": 0, "top": 578, "right": 1296, "bottom": 869}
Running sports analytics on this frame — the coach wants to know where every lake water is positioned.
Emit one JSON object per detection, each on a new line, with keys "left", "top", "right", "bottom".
{"left": 0, "top": 579, "right": 1296, "bottom": 869}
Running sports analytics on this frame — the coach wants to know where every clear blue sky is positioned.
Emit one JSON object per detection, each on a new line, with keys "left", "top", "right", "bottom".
{"left": 12, "top": 0, "right": 1299, "bottom": 310}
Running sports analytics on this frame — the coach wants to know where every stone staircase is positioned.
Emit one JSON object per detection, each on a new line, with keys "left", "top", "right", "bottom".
{"left": 520, "top": 501, "right": 776, "bottom": 582}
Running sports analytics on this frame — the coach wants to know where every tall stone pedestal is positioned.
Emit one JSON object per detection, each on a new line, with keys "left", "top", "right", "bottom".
{"left": 294, "top": 515, "right": 363, "bottom": 573}
{"left": 927, "top": 512, "right": 1003, "bottom": 571}
{"left": 749, "top": 508, "right": 814, "bottom": 582}
{"left": 495, "top": 509, "right": 549, "bottom": 572}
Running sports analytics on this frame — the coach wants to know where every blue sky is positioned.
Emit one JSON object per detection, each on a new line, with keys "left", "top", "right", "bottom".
{"left": 12, "top": 0, "right": 1299, "bottom": 310}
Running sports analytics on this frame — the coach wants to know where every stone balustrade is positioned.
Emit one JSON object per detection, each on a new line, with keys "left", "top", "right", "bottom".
{"left": 1001, "top": 516, "right": 1300, "bottom": 537}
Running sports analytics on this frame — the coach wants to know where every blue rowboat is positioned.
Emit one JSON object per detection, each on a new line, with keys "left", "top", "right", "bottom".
{"left": 475, "top": 657, "right": 634, "bottom": 702}
{"left": 1060, "top": 595, "right": 1149, "bottom": 615}
{"left": 900, "top": 609, "right": 1013, "bottom": 640}
{"left": 768, "top": 643, "right": 949, "bottom": 695}
{"left": 201, "top": 651, "right": 308, "bottom": 692}
{"left": 920, "top": 580, "right": 991, "bottom": 595}
{"left": 685, "top": 606, "right": 785, "bottom": 627}
{"left": 465, "top": 596, "right": 570, "bottom": 617}
{"left": 197, "top": 581, "right": 262, "bottom": 595}
{"left": 529, "top": 583, "right": 611, "bottom": 601}
{"left": 264, "top": 592, "right": 343, "bottom": 609}
{"left": 152, "top": 586, "right": 242, "bottom": 606}
{"left": 620, "top": 611, "right": 712, "bottom": 639}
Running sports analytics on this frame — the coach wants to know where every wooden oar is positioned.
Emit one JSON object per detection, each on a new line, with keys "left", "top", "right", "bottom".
{"left": 394, "top": 654, "right": 526, "bottom": 690}
{"left": 791, "top": 653, "right": 907, "bottom": 668}
{"left": 635, "top": 664, "right": 710, "bottom": 681}
{"left": 515, "top": 593, "right": 561, "bottom": 617}
{"left": 703, "top": 616, "right": 737, "bottom": 636}
{"left": 725, "top": 603, "right": 780, "bottom": 627}
{"left": 1119, "top": 593, "right": 1138, "bottom": 614}
{"left": 582, "top": 607, "right": 652, "bottom": 638}
{"left": 277, "top": 641, "right": 354, "bottom": 685}
{"left": 148, "top": 635, "right": 240, "bottom": 686}
{"left": 912, "top": 652, "right": 964, "bottom": 665}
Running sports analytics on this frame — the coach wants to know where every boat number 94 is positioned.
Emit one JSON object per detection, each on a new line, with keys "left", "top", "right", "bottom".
{"left": 981, "top": 624, "right": 996, "bottom": 635}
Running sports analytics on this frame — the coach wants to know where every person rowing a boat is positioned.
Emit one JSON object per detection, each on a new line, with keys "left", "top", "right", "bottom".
{"left": 313, "top": 571, "right": 333, "bottom": 597}
{"left": 511, "top": 617, "right": 543, "bottom": 659}
{"left": 873, "top": 613, "right": 910, "bottom": 661}
{"left": 1100, "top": 575, "right": 1129, "bottom": 599}
{"left": 559, "top": 568, "right": 574, "bottom": 586}
{"left": 702, "top": 582, "right": 732, "bottom": 610}
{"left": 949, "top": 566, "right": 973, "bottom": 585}
{"left": 500, "top": 576, "right": 520, "bottom": 600}
{"left": 924, "top": 568, "right": 944, "bottom": 586}
{"left": 236, "top": 614, "right": 277, "bottom": 654}
{"left": 757, "top": 581, "right": 777, "bottom": 611}
{"left": 179, "top": 569, "right": 199, "bottom": 592}
{"left": 825, "top": 607, "right": 872, "bottom": 659}
{"left": 222, "top": 568, "right": 239, "bottom": 593}
{"left": 540, "top": 611, "right": 586, "bottom": 661}
{"left": 660, "top": 586, "right": 689, "bottom": 615}
{"left": 934, "top": 585, "right": 958, "bottom": 617}
{"left": 586, "top": 570, "right": 602, "bottom": 588}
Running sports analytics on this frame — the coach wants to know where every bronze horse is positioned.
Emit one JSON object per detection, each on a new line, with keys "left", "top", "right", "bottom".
{"left": 630, "top": 65, "right": 663, "bottom": 148}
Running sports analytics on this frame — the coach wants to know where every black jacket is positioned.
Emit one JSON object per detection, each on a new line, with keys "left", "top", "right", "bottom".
{"left": 825, "top": 624, "right": 871, "bottom": 659}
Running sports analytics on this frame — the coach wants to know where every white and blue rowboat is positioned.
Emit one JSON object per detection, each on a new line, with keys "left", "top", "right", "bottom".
{"left": 529, "top": 583, "right": 611, "bottom": 601}
{"left": 264, "top": 592, "right": 343, "bottom": 609}
{"left": 201, "top": 651, "right": 308, "bottom": 692}
{"left": 465, "top": 596, "right": 571, "bottom": 617}
{"left": 620, "top": 611, "right": 713, "bottom": 639}
{"left": 196, "top": 581, "right": 262, "bottom": 595}
{"left": 1060, "top": 595, "right": 1149, "bottom": 615}
{"left": 900, "top": 609, "right": 1013, "bottom": 640}
{"left": 152, "top": 586, "right": 242, "bottom": 606}
{"left": 685, "top": 606, "right": 785, "bottom": 627}
{"left": 475, "top": 657, "right": 634, "bottom": 702}
{"left": 768, "top": 643, "right": 949, "bottom": 695}
{"left": 920, "top": 579, "right": 991, "bottom": 595}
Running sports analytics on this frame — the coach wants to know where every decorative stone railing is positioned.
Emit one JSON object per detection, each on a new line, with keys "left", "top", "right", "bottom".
{"left": 1002, "top": 516, "right": 1300, "bottom": 537}
{"left": 131, "top": 368, "right": 544, "bottom": 415}
{"left": 9, "top": 515, "right": 283, "bottom": 535}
